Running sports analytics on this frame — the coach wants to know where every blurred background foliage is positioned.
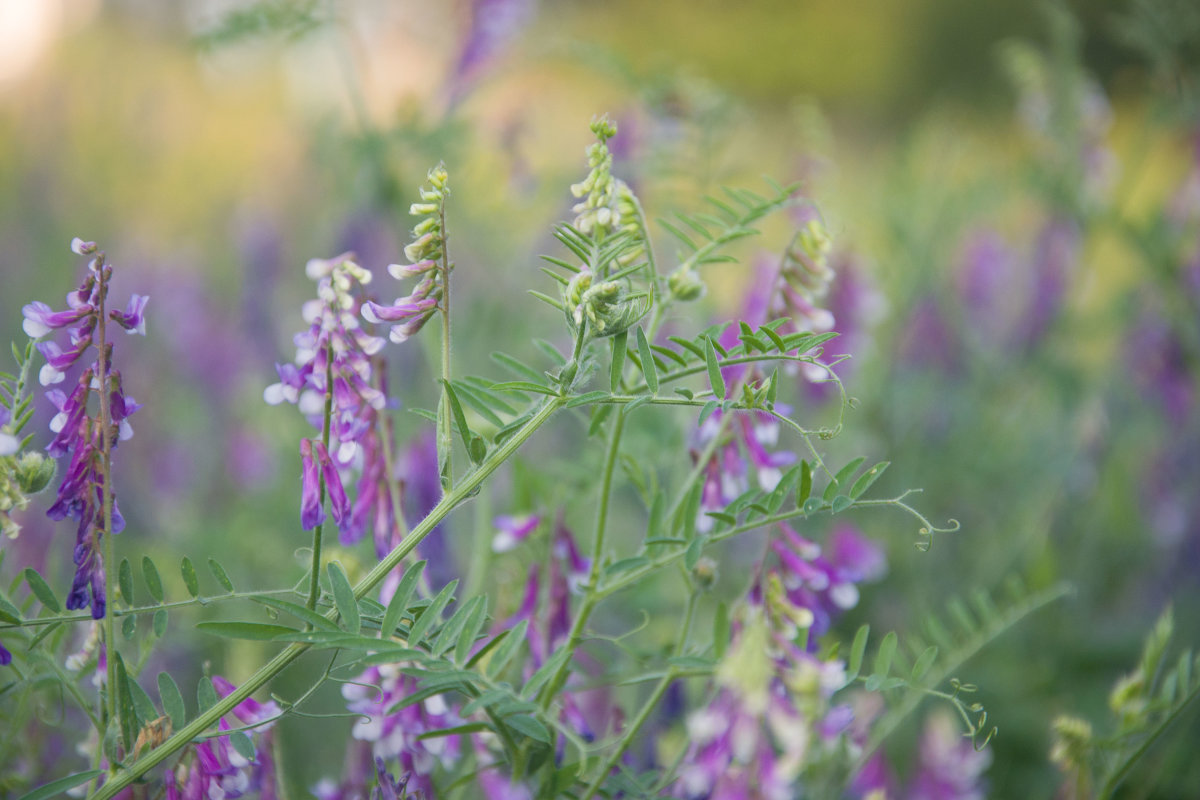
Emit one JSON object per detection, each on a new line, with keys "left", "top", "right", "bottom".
{"left": 2, "top": 0, "right": 1199, "bottom": 796}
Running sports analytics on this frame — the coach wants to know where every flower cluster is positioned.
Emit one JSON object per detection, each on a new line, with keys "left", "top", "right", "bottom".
{"left": 690, "top": 408, "right": 795, "bottom": 534}
{"left": 570, "top": 115, "right": 622, "bottom": 235}
{"left": 672, "top": 523, "right": 884, "bottom": 798}
{"left": 21, "top": 238, "right": 147, "bottom": 619}
{"left": 164, "top": 675, "right": 281, "bottom": 800}
{"left": 265, "top": 254, "right": 398, "bottom": 548}
{"left": 362, "top": 165, "right": 449, "bottom": 345}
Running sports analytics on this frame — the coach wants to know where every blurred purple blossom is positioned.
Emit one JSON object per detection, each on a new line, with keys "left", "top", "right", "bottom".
{"left": 492, "top": 512, "right": 541, "bottom": 552}
{"left": 449, "top": 0, "right": 537, "bottom": 103}
{"left": 908, "top": 713, "right": 991, "bottom": 800}
{"left": 1022, "top": 218, "right": 1079, "bottom": 349}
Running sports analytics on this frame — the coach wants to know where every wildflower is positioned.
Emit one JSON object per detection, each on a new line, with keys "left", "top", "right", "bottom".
{"left": 165, "top": 675, "right": 281, "bottom": 799}
{"left": 773, "top": 523, "right": 885, "bottom": 641}
{"left": 491, "top": 512, "right": 542, "bottom": 552}
{"left": 690, "top": 408, "right": 795, "bottom": 533}
{"left": 266, "top": 254, "right": 393, "bottom": 543}
{"left": 908, "top": 712, "right": 991, "bottom": 800}
{"left": 570, "top": 115, "right": 622, "bottom": 235}
{"left": 366, "top": 166, "right": 449, "bottom": 344}
{"left": 341, "top": 663, "right": 462, "bottom": 796}
{"left": 24, "top": 240, "right": 146, "bottom": 619}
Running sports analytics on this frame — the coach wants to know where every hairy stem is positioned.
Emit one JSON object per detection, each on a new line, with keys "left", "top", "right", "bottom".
{"left": 93, "top": 258, "right": 117, "bottom": 743}
{"left": 538, "top": 407, "right": 626, "bottom": 712}
{"left": 438, "top": 203, "right": 454, "bottom": 491}
{"left": 306, "top": 355, "right": 335, "bottom": 614}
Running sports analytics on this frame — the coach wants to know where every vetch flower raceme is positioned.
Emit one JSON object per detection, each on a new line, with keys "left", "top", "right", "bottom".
{"left": 267, "top": 254, "right": 395, "bottom": 544}
{"left": 23, "top": 239, "right": 147, "bottom": 619}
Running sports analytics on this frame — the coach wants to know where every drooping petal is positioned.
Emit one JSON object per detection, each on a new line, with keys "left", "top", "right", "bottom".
{"left": 315, "top": 441, "right": 350, "bottom": 530}
{"left": 300, "top": 439, "right": 325, "bottom": 530}
{"left": 110, "top": 294, "right": 149, "bottom": 335}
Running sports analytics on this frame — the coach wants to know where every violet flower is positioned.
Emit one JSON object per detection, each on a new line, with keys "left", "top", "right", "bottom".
{"left": 266, "top": 254, "right": 394, "bottom": 543}
{"left": 24, "top": 239, "right": 146, "bottom": 619}
{"left": 340, "top": 663, "right": 463, "bottom": 796}
{"left": 907, "top": 712, "right": 992, "bottom": 800}
{"left": 491, "top": 512, "right": 542, "bottom": 552}
{"left": 166, "top": 675, "right": 281, "bottom": 800}
{"left": 773, "top": 522, "right": 886, "bottom": 641}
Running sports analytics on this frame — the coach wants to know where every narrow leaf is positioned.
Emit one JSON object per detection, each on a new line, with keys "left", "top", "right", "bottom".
{"left": 704, "top": 337, "right": 726, "bottom": 399}
{"left": 911, "top": 646, "right": 939, "bottom": 681}
{"left": 455, "top": 595, "right": 489, "bottom": 665}
{"left": 127, "top": 675, "right": 157, "bottom": 726}
{"left": 504, "top": 714, "right": 551, "bottom": 744}
{"left": 328, "top": 562, "right": 361, "bottom": 635}
{"left": 0, "top": 594, "right": 21, "bottom": 625}
{"left": 14, "top": 771, "right": 103, "bottom": 800}
{"left": 251, "top": 595, "right": 340, "bottom": 632}
{"left": 849, "top": 461, "right": 890, "bottom": 499}
{"left": 381, "top": 561, "right": 426, "bottom": 640}
{"left": 153, "top": 609, "right": 169, "bottom": 637}
{"left": 491, "top": 352, "right": 544, "bottom": 383}
{"left": 208, "top": 559, "right": 234, "bottom": 593}
{"left": 409, "top": 580, "right": 458, "bottom": 645}
{"left": 23, "top": 568, "right": 61, "bottom": 613}
{"left": 158, "top": 672, "right": 186, "bottom": 729}
{"left": 713, "top": 601, "right": 730, "bottom": 659}
{"left": 196, "top": 676, "right": 218, "bottom": 714}
{"left": 485, "top": 619, "right": 528, "bottom": 678}
{"left": 118, "top": 559, "right": 134, "bottom": 605}
{"left": 636, "top": 327, "right": 658, "bottom": 393}
{"left": 873, "top": 631, "right": 898, "bottom": 678}
{"left": 610, "top": 330, "right": 627, "bottom": 392}
{"left": 433, "top": 595, "right": 482, "bottom": 657}
{"left": 181, "top": 558, "right": 200, "bottom": 598}
{"left": 846, "top": 625, "right": 870, "bottom": 682}
{"left": 142, "top": 557, "right": 164, "bottom": 603}
{"left": 195, "top": 621, "right": 298, "bottom": 640}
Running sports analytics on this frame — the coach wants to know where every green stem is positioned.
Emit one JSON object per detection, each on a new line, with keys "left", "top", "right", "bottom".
{"left": 439, "top": 204, "right": 454, "bottom": 491}
{"left": 93, "top": 257, "right": 117, "bottom": 746}
{"left": 89, "top": 395, "right": 566, "bottom": 799}
{"left": 0, "top": 588, "right": 298, "bottom": 631}
{"left": 538, "top": 407, "right": 626, "bottom": 711}
{"left": 581, "top": 588, "right": 697, "bottom": 798}
{"left": 1098, "top": 682, "right": 1200, "bottom": 800}
{"left": 306, "top": 355, "right": 335, "bottom": 614}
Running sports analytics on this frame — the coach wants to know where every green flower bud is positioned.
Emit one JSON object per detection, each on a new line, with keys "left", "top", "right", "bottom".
{"left": 691, "top": 556, "right": 718, "bottom": 589}
{"left": 1050, "top": 715, "right": 1093, "bottom": 771}
{"left": 15, "top": 452, "right": 55, "bottom": 495}
{"left": 668, "top": 266, "right": 706, "bottom": 301}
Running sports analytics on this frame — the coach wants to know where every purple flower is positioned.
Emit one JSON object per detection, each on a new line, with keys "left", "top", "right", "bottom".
{"left": 1022, "top": 218, "right": 1079, "bottom": 350}
{"left": 300, "top": 439, "right": 325, "bottom": 530}
{"left": 491, "top": 513, "right": 542, "bottom": 552}
{"left": 341, "top": 663, "right": 463, "bottom": 796}
{"left": 269, "top": 255, "right": 399, "bottom": 547}
{"left": 773, "top": 522, "right": 885, "bottom": 641}
{"left": 165, "top": 675, "right": 280, "bottom": 799}
{"left": 449, "top": 0, "right": 536, "bottom": 100}
{"left": 0, "top": 639, "right": 10, "bottom": 666}
{"left": 109, "top": 293, "right": 149, "bottom": 335}
{"left": 28, "top": 243, "right": 146, "bottom": 620}
{"left": 21, "top": 300, "right": 94, "bottom": 339}
{"left": 899, "top": 296, "right": 960, "bottom": 372}
{"left": 908, "top": 712, "right": 991, "bottom": 800}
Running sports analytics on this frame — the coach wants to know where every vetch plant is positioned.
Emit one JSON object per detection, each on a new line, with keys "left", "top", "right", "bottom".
{"left": 2, "top": 116, "right": 1088, "bottom": 800}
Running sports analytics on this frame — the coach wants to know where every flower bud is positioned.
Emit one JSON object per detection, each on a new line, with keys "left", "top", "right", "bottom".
{"left": 15, "top": 452, "right": 56, "bottom": 494}
{"left": 668, "top": 266, "right": 706, "bottom": 301}
{"left": 691, "top": 556, "right": 718, "bottom": 589}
